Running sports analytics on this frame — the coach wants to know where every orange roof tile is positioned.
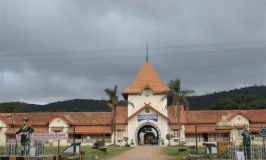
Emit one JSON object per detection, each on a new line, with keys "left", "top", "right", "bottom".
{"left": 1, "top": 113, "right": 60, "bottom": 126}
{"left": 68, "top": 126, "right": 111, "bottom": 134}
{"left": 185, "top": 125, "right": 218, "bottom": 133}
{"left": 250, "top": 123, "right": 265, "bottom": 132}
{"left": 0, "top": 110, "right": 130, "bottom": 127}
{"left": 61, "top": 112, "right": 112, "bottom": 125}
{"left": 168, "top": 108, "right": 266, "bottom": 125}
{"left": 167, "top": 105, "right": 184, "bottom": 124}
{"left": 5, "top": 127, "right": 48, "bottom": 135}
{"left": 0, "top": 112, "right": 114, "bottom": 126}
{"left": 122, "top": 62, "right": 170, "bottom": 94}
{"left": 116, "top": 106, "right": 128, "bottom": 124}
{"left": 116, "top": 125, "right": 126, "bottom": 130}
{"left": 169, "top": 125, "right": 180, "bottom": 130}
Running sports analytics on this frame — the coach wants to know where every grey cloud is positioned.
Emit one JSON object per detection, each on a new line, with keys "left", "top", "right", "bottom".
{"left": 0, "top": 0, "right": 265, "bottom": 104}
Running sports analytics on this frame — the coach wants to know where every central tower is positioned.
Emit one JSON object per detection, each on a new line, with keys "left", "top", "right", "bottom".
{"left": 122, "top": 61, "right": 170, "bottom": 145}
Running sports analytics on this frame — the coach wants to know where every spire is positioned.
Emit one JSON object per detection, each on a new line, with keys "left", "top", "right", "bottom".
{"left": 146, "top": 44, "right": 149, "bottom": 62}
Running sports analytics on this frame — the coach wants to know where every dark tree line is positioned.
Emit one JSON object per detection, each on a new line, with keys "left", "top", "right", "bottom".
{"left": 0, "top": 85, "right": 265, "bottom": 113}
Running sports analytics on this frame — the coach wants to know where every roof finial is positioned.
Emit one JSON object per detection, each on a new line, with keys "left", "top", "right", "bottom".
{"left": 146, "top": 44, "right": 149, "bottom": 62}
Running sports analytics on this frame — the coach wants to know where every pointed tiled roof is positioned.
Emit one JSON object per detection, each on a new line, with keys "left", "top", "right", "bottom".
{"left": 122, "top": 62, "right": 170, "bottom": 94}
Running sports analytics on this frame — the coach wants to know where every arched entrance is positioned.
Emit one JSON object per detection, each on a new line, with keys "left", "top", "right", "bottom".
{"left": 135, "top": 123, "right": 161, "bottom": 145}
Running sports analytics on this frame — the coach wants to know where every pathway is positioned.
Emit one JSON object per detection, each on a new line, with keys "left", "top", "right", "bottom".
{"left": 107, "top": 145, "right": 167, "bottom": 160}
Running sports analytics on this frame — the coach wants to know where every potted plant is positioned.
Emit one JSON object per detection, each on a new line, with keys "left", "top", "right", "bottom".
{"left": 124, "top": 137, "right": 130, "bottom": 147}
{"left": 130, "top": 139, "right": 134, "bottom": 145}
{"left": 178, "top": 139, "right": 187, "bottom": 152}
{"left": 166, "top": 133, "right": 173, "bottom": 147}
{"left": 161, "top": 138, "right": 164, "bottom": 145}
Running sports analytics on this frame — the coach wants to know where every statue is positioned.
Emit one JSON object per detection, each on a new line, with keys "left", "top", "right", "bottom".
{"left": 241, "top": 124, "right": 251, "bottom": 160}
{"left": 16, "top": 117, "right": 34, "bottom": 155}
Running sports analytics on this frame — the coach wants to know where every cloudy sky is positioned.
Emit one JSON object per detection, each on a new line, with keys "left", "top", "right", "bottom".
{"left": 0, "top": 0, "right": 265, "bottom": 104}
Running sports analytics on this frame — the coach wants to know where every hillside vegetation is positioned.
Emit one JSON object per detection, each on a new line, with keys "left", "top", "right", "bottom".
{"left": 0, "top": 86, "right": 265, "bottom": 112}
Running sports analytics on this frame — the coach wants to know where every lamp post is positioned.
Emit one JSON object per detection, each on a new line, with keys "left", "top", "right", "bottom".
{"left": 6, "top": 115, "right": 18, "bottom": 155}
{"left": 195, "top": 124, "right": 198, "bottom": 155}
{"left": 73, "top": 125, "right": 76, "bottom": 155}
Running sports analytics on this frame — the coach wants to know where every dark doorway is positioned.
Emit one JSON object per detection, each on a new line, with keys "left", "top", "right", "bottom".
{"left": 144, "top": 132, "right": 155, "bottom": 144}
{"left": 203, "top": 133, "right": 208, "bottom": 142}
{"left": 137, "top": 125, "right": 159, "bottom": 145}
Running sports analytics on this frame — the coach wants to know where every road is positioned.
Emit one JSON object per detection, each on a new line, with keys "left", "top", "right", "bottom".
{"left": 107, "top": 145, "right": 167, "bottom": 160}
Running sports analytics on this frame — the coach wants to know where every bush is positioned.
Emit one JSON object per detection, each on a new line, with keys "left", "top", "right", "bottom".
{"left": 93, "top": 140, "right": 105, "bottom": 149}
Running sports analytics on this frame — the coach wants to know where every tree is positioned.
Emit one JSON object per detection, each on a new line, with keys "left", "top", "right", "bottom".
{"left": 167, "top": 79, "right": 195, "bottom": 110}
{"left": 210, "top": 94, "right": 266, "bottom": 110}
{"left": 104, "top": 85, "right": 119, "bottom": 145}
{"left": 166, "top": 79, "right": 195, "bottom": 145}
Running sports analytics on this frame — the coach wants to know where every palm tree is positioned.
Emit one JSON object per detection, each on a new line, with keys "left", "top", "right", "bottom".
{"left": 167, "top": 79, "right": 195, "bottom": 110}
{"left": 166, "top": 79, "right": 195, "bottom": 145}
{"left": 104, "top": 85, "right": 119, "bottom": 145}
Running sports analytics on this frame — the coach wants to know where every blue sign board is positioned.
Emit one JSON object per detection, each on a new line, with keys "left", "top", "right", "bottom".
{"left": 138, "top": 114, "right": 158, "bottom": 122}
{"left": 259, "top": 127, "right": 266, "bottom": 137}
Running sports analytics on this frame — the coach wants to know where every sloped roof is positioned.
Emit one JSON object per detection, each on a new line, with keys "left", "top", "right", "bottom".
{"left": 1, "top": 113, "right": 60, "bottom": 126}
{"left": 5, "top": 127, "right": 48, "bottom": 135}
{"left": 116, "top": 106, "right": 128, "bottom": 124}
{"left": 167, "top": 105, "right": 183, "bottom": 124}
{"left": 184, "top": 125, "right": 218, "bottom": 133}
{"left": 61, "top": 112, "right": 112, "bottom": 125}
{"left": 181, "top": 109, "right": 266, "bottom": 124}
{"left": 168, "top": 107, "right": 266, "bottom": 133}
{"left": 167, "top": 105, "right": 266, "bottom": 125}
{"left": 68, "top": 126, "right": 111, "bottom": 134}
{"left": 122, "top": 62, "right": 170, "bottom": 94}
{"left": 0, "top": 106, "right": 127, "bottom": 127}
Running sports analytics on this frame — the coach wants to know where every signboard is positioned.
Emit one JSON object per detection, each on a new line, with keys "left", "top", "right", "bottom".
{"left": 138, "top": 114, "right": 158, "bottom": 122}
{"left": 259, "top": 127, "right": 266, "bottom": 137}
{"left": 217, "top": 115, "right": 233, "bottom": 127}
{"left": 16, "top": 133, "right": 68, "bottom": 141}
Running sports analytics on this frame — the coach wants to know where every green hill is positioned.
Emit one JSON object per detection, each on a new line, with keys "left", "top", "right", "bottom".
{"left": 0, "top": 99, "right": 111, "bottom": 113}
{"left": 188, "top": 85, "right": 266, "bottom": 110}
{"left": 0, "top": 85, "right": 265, "bottom": 112}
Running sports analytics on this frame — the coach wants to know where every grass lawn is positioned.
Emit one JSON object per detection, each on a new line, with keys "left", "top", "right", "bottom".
{"left": 1, "top": 145, "right": 131, "bottom": 160}
{"left": 162, "top": 145, "right": 226, "bottom": 160}
{"left": 78, "top": 145, "right": 130, "bottom": 160}
{"left": 0, "top": 146, "right": 3, "bottom": 155}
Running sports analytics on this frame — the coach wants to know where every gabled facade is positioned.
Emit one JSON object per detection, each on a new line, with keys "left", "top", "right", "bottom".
{"left": 122, "top": 61, "right": 170, "bottom": 145}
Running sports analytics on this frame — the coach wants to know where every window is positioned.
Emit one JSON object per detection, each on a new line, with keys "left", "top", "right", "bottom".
{"left": 51, "top": 126, "right": 63, "bottom": 132}
{"left": 144, "top": 89, "right": 152, "bottom": 97}
{"left": 237, "top": 129, "right": 243, "bottom": 138}
{"left": 117, "top": 130, "right": 124, "bottom": 139}
{"left": 173, "top": 131, "right": 179, "bottom": 139}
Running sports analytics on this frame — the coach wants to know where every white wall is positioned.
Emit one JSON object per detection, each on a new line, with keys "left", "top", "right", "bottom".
{"left": 0, "top": 120, "right": 7, "bottom": 146}
{"left": 48, "top": 117, "right": 69, "bottom": 146}
{"left": 128, "top": 89, "right": 167, "bottom": 117}
{"left": 230, "top": 115, "right": 249, "bottom": 144}
{"left": 170, "top": 124, "right": 186, "bottom": 145}
{"left": 127, "top": 109, "right": 169, "bottom": 146}
{"left": 127, "top": 89, "right": 169, "bottom": 146}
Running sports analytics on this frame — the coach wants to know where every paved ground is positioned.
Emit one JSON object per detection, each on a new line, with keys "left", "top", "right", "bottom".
{"left": 107, "top": 145, "right": 167, "bottom": 160}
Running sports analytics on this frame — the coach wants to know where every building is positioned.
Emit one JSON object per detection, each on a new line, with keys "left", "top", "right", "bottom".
{"left": 0, "top": 61, "right": 266, "bottom": 146}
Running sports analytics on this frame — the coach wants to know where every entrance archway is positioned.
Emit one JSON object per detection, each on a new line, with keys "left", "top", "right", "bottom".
{"left": 135, "top": 123, "right": 161, "bottom": 145}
